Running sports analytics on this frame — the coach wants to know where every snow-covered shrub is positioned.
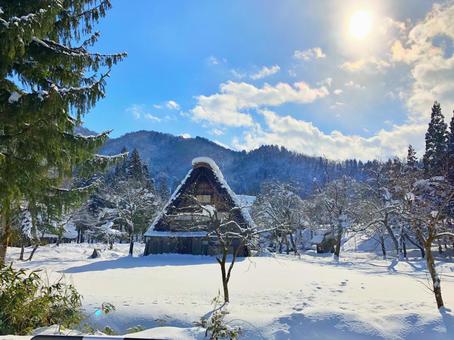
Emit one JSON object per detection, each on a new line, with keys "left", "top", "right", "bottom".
{"left": 197, "top": 295, "right": 241, "bottom": 340}
{"left": 0, "top": 264, "right": 83, "bottom": 335}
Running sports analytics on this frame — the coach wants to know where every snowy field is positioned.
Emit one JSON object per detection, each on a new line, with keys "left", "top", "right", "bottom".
{"left": 5, "top": 243, "right": 454, "bottom": 339}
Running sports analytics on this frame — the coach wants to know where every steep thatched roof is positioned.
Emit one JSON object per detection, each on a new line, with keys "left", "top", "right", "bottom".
{"left": 144, "top": 157, "right": 255, "bottom": 236}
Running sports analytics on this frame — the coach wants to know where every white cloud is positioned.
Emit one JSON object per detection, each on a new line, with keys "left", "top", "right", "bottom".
{"left": 210, "top": 128, "right": 225, "bottom": 136}
{"left": 126, "top": 104, "right": 161, "bottom": 122}
{"left": 390, "top": 3, "right": 454, "bottom": 121}
{"left": 180, "top": 133, "right": 191, "bottom": 139}
{"left": 231, "top": 69, "right": 247, "bottom": 79}
{"left": 233, "top": 110, "right": 426, "bottom": 161}
{"left": 340, "top": 57, "right": 391, "bottom": 72}
{"left": 318, "top": 77, "right": 333, "bottom": 88}
{"left": 250, "top": 65, "right": 280, "bottom": 80}
{"left": 144, "top": 113, "right": 161, "bottom": 122}
{"left": 293, "top": 47, "right": 326, "bottom": 61}
{"left": 329, "top": 102, "right": 345, "bottom": 110}
{"left": 191, "top": 80, "right": 329, "bottom": 127}
{"left": 207, "top": 56, "right": 220, "bottom": 65}
{"left": 165, "top": 100, "right": 180, "bottom": 110}
{"left": 345, "top": 80, "right": 366, "bottom": 90}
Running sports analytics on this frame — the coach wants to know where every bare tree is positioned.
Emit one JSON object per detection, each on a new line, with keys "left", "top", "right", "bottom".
{"left": 104, "top": 179, "right": 158, "bottom": 256}
{"left": 252, "top": 182, "right": 305, "bottom": 254}
{"left": 403, "top": 176, "right": 454, "bottom": 309}
{"left": 189, "top": 196, "right": 273, "bottom": 304}
{"left": 312, "top": 176, "right": 361, "bottom": 260}
{"left": 359, "top": 163, "right": 402, "bottom": 257}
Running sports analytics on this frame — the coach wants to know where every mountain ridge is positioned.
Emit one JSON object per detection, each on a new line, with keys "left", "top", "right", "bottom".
{"left": 98, "top": 129, "right": 366, "bottom": 196}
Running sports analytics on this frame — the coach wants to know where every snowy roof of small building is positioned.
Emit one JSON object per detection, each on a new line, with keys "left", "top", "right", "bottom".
{"left": 144, "top": 157, "right": 255, "bottom": 236}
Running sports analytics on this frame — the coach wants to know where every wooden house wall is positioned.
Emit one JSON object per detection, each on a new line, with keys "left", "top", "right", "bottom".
{"left": 145, "top": 164, "right": 251, "bottom": 256}
{"left": 145, "top": 236, "right": 248, "bottom": 256}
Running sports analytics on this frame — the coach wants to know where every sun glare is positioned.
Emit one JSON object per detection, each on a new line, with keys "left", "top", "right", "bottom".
{"left": 349, "top": 10, "right": 372, "bottom": 39}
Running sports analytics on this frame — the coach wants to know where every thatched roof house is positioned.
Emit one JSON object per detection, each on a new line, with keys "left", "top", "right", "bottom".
{"left": 143, "top": 157, "right": 254, "bottom": 256}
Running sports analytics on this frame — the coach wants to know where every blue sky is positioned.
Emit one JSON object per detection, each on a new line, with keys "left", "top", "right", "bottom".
{"left": 84, "top": 0, "right": 454, "bottom": 160}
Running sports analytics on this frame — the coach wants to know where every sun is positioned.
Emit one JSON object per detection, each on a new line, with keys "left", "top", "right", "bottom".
{"left": 349, "top": 10, "right": 373, "bottom": 39}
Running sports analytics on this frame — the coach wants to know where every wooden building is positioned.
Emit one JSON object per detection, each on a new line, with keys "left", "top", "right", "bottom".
{"left": 144, "top": 157, "right": 254, "bottom": 256}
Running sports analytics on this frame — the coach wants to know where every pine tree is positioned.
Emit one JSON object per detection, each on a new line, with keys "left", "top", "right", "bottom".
{"left": 447, "top": 113, "right": 454, "bottom": 185}
{"left": 423, "top": 102, "right": 447, "bottom": 176}
{"left": 406, "top": 144, "right": 418, "bottom": 171}
{"left": 127, "top": 149, "right": 145, "bottom": 182}
{"left": 0, "top": 1, "right": 126, "bottom": 263}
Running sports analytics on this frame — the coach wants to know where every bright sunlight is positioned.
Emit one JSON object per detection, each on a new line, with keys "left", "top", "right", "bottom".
{"left": 349, "top": 10, "right": 373, "bottom": 39}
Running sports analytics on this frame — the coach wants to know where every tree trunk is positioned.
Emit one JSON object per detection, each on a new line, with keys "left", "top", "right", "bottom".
{"left": 289, "top": 233, "right": 298, "bottom": 255}
{"left": 284, "top": 235, "right": 290, "bottom": 255}
{"left": 402, "top": 237, "right": 407, "bottom": 259}
{"left": 425, "top": 240, "right": 444, "bottom": 309}
{"left": 26, "top": 244, "right": 39, "bottom": 261}
{"left": 384, "top": 215, "right": 399, "bottom": 254}
{"left": 19, "top": 243, "right": 25, "bottom": 261}
{"left": 406, "top": 234, "right": 425, "bottom": 258}
{"left": 218, "top": 251, "right": 229, "bottom": 303}
{"left": 0, "top": 204, "right": 12, "bottom": 265}
{"left": 380, "top": 235, "right": 387, "bottom": 259}
{"left": 333, "top": 227, "right": 342, "bottom": 260}
{"left": 129, "top": 233, "right": 134, "bottom": 256}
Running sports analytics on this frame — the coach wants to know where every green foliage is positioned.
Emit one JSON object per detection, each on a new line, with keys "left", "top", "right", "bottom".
{"left": 126, "top": 325, "right": 145, "bottom": 333}
{"left": 423, "top": 101, "right": 448, "bottom": 176}
{"left": 100, "top": 302, "right": 116, "bottom": 314}
{"left": 102, "top": 326, "right": 116, "bottom": 335}
{"left": 197, "top": 294, "right": 241, "bottom": 340}
{"left": 447, "top": 114, "right": 454, "bottom": 185}
{"left": 0, "top": 264, "right": 83, "bottom": 335}
{"left": 0, "top": 0, "right": 126, "bottom": 263}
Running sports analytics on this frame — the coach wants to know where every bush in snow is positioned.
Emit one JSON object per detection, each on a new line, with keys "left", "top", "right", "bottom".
{"left": 197, "top": 294, "right": 241, "bottom": 340}
{"left": 0, "top": 264, "right": 83, "bottom": 335}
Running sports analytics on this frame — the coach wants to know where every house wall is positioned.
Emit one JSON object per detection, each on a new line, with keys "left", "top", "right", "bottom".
{"left": 144, "top": 236, "right": 248, "bottom": 256}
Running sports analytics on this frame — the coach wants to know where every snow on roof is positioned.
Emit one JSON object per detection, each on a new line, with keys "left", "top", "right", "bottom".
{"left": 144, "top": 157, "right": 255, "bottom": 237}
{"left": 236, "top": 195, "right": 256, "bottom": 208}
{"left": 42, "top": 222, "right": 78, "bottom": 239}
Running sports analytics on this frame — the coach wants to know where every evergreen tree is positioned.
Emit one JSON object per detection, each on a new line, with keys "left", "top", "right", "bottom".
{"left": 0, "top": 1, "right": 126, "bottom": 263}
{"left": 447, "top": 113, "right": 454, "bottom": 185}
{"left": 406, "top": 144, "right": 418, "bottom": 171}
{"left": 127, "top": 149, "right": 146, "bottom": 182}
{"left": 423, "top": 102, "right": 447, "bottom": 176}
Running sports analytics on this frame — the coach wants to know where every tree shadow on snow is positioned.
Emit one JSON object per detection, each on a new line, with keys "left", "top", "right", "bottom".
{"left": 63, "top": 254, "right": 245, "bottom": 273}
{"left": 272, "top": 312, "right": 384, "bottom": 340}
{"left": 440, "top": 307, "right": 454, "bottom": 336}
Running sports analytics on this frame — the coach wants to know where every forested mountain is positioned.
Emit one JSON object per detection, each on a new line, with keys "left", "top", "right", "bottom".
{"left": 100, "top": 130, "right": 366, "bottom": 196}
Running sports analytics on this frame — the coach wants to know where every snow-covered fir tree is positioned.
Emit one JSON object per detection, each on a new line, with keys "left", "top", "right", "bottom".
{"left": 0, "top": 0, "right": 126, "bottom": 264}
{"left": 423, "top": 102, "right": 448, "bottom": 176}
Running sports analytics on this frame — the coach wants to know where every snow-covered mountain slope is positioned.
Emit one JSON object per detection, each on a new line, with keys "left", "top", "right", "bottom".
{"left": 6, "top": 244, "right": 454, "bottom": 339}
{"left": 99, "top": 130, "right": 366, "bottom": 196}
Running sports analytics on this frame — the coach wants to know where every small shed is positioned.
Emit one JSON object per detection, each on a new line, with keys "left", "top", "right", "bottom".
{"left": 143, "top": 157, "right": 254, "bottom": 256}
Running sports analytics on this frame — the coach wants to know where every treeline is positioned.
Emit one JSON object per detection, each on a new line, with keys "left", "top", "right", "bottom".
{"left": 101, "top": 131, "right": 369, "bottom": 197}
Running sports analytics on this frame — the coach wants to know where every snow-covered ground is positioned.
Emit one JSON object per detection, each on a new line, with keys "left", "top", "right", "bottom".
{"left": 5, "top": 243, "right": 454, "bottom": 339}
